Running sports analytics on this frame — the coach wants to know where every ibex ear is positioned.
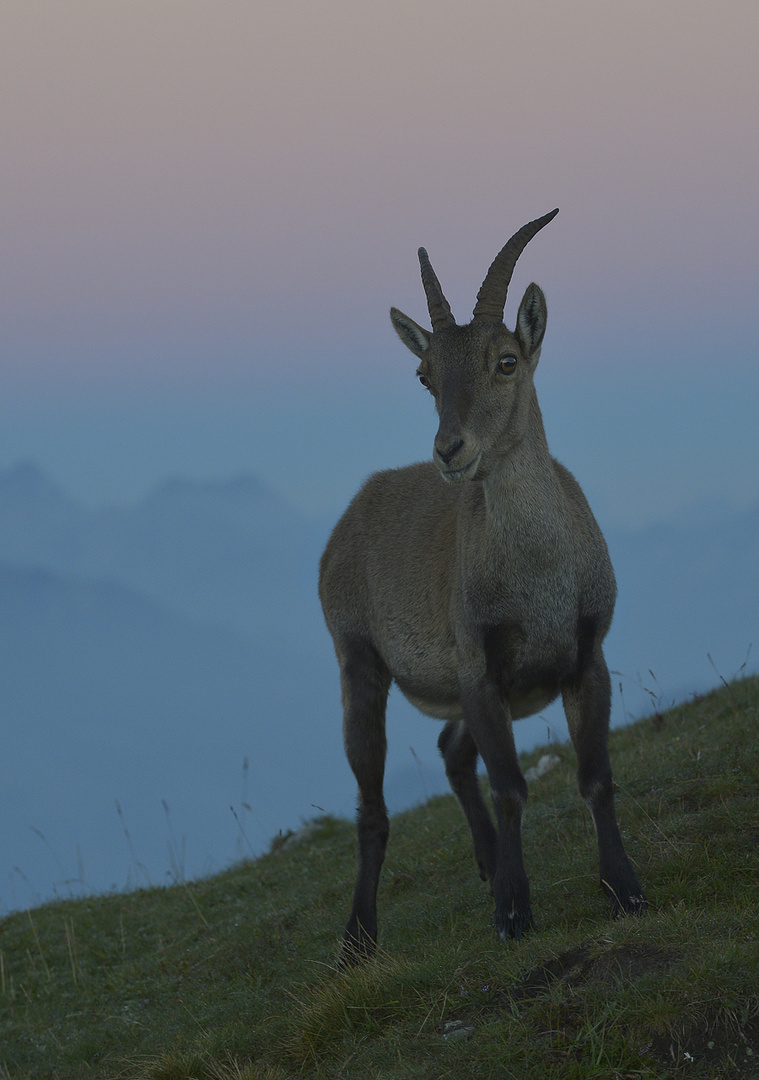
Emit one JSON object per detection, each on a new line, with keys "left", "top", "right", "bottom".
{"left": 515, "top": 283, "right": 547, "bottom": 360}
{"left": 390, "top": 308, "right": 431, "bottom": 358}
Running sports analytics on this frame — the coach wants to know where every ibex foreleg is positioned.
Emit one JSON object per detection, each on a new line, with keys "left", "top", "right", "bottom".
{"left": 563, "top": 641, "right": 647, "bottom": 917}
{"left": 460, "top": 680, "right": 533, "bottom": 940}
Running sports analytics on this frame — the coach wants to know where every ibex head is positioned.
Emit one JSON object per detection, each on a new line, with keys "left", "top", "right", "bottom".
{"left": 390, "top": 209, "right": 558, "bottom": 483}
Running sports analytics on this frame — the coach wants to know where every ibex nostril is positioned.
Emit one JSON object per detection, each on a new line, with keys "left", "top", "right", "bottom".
{"left": 436, "top": 438, "right": 464, "bottom": 465}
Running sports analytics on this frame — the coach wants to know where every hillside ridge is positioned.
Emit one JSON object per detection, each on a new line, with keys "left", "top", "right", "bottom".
{"left": 2, "top": 676, "right": 757, "bottom": 1079}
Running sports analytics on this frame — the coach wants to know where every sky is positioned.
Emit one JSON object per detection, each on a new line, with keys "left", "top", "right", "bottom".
{"left": 1, "top": 0, "right": 758, "bottom": 528}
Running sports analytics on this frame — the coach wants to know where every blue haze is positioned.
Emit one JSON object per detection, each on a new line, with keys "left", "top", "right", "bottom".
{"left": 0, "top": 456, "right": 756, "bottom": 916}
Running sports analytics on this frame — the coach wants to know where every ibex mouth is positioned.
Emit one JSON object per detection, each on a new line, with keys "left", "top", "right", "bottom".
{"left": 440, "top": 452, "right": 482, "bottom": 484}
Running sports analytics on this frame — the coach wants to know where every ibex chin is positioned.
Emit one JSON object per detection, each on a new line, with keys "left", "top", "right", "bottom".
{"left": 319, "top": 210, "right": 646, "bottom": 964}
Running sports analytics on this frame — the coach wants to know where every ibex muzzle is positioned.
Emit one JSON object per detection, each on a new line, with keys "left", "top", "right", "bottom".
{"left": 433, "top": 374, "right": 479, "bottom": 480}
{"left": 320, "top": 209, "right": 646, "bottom": 965}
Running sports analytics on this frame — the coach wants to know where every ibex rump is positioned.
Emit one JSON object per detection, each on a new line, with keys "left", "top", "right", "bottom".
{"left": 319, "top": 210, "right": 646, "bottom": 964}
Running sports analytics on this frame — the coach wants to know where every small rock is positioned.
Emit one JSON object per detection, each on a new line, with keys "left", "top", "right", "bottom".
{"left": 524, "top": 753, "right": 560, "bottom": 783}
{"left": 441, "top": 1019, "right": 475, "bottom": 1040}
{"left": 273, "top": 823, "right": 321, "bottom": 852}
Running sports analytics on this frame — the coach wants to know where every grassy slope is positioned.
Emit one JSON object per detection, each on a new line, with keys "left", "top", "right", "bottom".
{"left": 1, "top": 677, "right": 757, "bottom": 1079}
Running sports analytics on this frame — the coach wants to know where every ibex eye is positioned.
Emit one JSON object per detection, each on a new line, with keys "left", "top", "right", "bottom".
{"left": 498, "top": 355, "right": 517, "bottom": 375}
{"left": 417, "top": 373, "right": 431, "bottom": 388}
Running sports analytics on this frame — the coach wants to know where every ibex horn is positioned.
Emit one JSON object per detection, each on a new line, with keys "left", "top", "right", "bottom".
{"left": 418, "top": 248, "right": 456, "bottom": 330}
{"left": 472, "top": 209, "right": 559, "bottom": 323}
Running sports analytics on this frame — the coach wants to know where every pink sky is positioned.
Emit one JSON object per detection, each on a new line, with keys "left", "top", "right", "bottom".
{"left": 0, "top": 1, "right": 757, "bottom": 520}
{"left": 1, "top": 2, "right": 757, "bottom": 384}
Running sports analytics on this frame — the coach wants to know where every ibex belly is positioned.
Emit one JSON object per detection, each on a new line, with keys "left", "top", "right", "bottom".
{"left": 386, "top": 634, "right": 463, "bottom": 721}
{"left": 391, "top": 622, "right": 574, "bottom": 724}
{"left": 397, "top": 674, "right": 561, "bottom": 724}
{"left": 400, "top": 682, "right": 561, "bottom": 720}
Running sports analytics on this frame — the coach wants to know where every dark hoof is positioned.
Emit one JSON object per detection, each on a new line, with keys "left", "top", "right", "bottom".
{"left": 602, "top": 876, "right": 648, "bottom": 918}
{"left": 339, "top": 923, "right": 377, "bottom": 969}
{"left": 612, "top": 893, "right": 648, "bottom": 919}
{"left": 495, "top": 900, "right": 534, "bottom": 942}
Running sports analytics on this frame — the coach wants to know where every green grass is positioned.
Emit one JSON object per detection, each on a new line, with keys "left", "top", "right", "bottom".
{"left": 2, "top": 676, "right": 758, "bottom": 1078}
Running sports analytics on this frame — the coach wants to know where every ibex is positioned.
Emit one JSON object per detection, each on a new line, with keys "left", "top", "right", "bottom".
{"left": 319, "top": 210, "right": 646, "bottom": 964}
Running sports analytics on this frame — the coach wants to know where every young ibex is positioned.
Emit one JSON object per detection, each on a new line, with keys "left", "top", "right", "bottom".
{"left": 319, "top": 210, "right": 646, "bottom": 964}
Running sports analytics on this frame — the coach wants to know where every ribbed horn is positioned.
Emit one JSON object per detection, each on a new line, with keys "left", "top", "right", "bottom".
{"left": 472, "top": 209, "right": 559, "bottom": 323}
{"left": 418, "top": 247, "right": 456, "bottom": 330}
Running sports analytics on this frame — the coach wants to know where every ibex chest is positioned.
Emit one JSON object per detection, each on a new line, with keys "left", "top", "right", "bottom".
{"left": 461, "top": 519, "right": 581, "bottom": 625}
{"left": 460, "top": 543, "right": 582, "bottom": 690}
{"left": 390, "top": 555, "right": 582, "bottom": 723}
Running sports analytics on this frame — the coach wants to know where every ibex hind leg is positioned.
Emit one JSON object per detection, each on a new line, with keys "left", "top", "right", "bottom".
{"left": 438, "top": 721, "right": 497, "bottom": 882}
{"left": 338, "top": 636, "right": 392, "bottom": 966}
{"left": 563, "top": 642, "right": 647, "bottom": 918}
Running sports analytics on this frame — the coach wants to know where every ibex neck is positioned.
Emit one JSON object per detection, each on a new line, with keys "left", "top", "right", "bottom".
{"left": 482, "top": 394, "right": 558, "bottom": 525}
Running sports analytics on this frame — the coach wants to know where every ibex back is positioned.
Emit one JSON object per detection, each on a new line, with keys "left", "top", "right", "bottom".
{"left": 319, "top": 210, "right": 646, "bottom": 965}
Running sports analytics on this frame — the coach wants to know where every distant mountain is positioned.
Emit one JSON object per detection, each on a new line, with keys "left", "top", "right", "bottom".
{"left": 0, "top": 461, "right": 91, "bottom": 568}
{"left": 0, "top": 465, "right": 343, "bottom": 912}
{"left": 0, "top": 556, "right": 348, "bottom": 913}
{"left": 0, "top": 462, "right": 331, "bottom": 640}
{"left": 0, "top": 461, "right": 755, "bottom": 914}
